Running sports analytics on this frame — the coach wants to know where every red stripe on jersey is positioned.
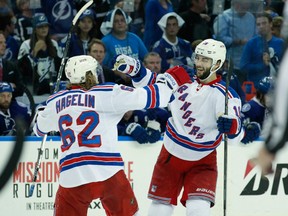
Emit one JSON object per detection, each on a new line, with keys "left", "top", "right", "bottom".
{"left": 148, "top": 85, "right": 156, "bottom": 108}
{"left": 60, "top": 155, "right": 123, "bottom": 170}
{"left": 91, "top": 85, "right": 114, "bottom": 90}
{"left": 214, "top": 83, "right": 233, "bottom": 98}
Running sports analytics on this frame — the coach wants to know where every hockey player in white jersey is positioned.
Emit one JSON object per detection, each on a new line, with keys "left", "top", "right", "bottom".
{"left": 33, "top": 55, "right": 191, "bottom": 216}
{"left": 113, "top": 39, "right": 260, "bottom": 216}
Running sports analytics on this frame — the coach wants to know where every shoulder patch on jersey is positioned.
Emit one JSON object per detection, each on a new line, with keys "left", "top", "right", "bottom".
{"left": 242, "top": 103, "right": 251, "bottom": 113}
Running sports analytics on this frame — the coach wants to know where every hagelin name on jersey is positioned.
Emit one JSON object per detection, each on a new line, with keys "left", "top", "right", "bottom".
{"left": 56, "top": 94, "right": 95, "bottom": 113}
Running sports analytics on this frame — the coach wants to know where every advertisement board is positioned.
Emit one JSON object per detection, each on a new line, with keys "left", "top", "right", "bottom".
{"left": 0, "top": 137, "right": 287, "bottom": 216}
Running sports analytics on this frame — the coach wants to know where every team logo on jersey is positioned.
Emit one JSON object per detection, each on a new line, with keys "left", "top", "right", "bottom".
{"left": 130, "top": 198, "right": 135, "bottom": 205}
{"left": 151, "top": 185, "right": 157, "bottom": 192}
{"left": 242, "top": 103, "right": 251, "bottom": 112}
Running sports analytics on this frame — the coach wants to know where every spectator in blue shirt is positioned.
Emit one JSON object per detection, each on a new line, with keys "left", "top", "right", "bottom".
{"left": 101, "top": 8, "right": 148, "bottom": 68}
{"left": 213, "top": 0, "right": 256, "bottom": 84}
{"left": 143, "top": 0, "right": 173, "bottom": 50}
{"left": 240, "top": 12, "right": 284, "bottom": 86}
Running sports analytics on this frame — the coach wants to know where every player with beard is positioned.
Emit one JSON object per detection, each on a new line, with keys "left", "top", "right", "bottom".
{"left": 0, "top": 82, "right": 31, "bottom": 135}
{"left": 113, "top": 38, "right": 261, "bottom": 215}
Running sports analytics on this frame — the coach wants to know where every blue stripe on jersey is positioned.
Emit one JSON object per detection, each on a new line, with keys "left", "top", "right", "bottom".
{"left": 144, "top": 85, "right": 160, "bottom": 108}
{"left": 165, "top": 121, "right": 222, "bottom": 151}
{"left": 133, "top": 65, "right": 149, "bottom": 82}
{"left": 148, "top": 72, "right": 157, "bottom": 84}
{"left": 61, "top": 160, "right": 124, "bottom": 172}
{"left": 212, "top": 82, "right": 239, "bottom": 99}
{"left": 60, "top": 151, "right": 122, "bottom": 164}
{"left": 60, "top": 151, "right": 124, "bottom": 172}
{"left": 133, "top": 68, "right": 157, "bottom": 85}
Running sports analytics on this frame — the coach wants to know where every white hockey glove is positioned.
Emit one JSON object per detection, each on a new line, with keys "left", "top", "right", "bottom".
{"left": 156, "top": 73, "right": 179, "bottom": 92}
{"left": 156, "top": 66, "right": 191, "bottom": 92}
{"left": 112, "top": 54, "right": 141, "bottom": 77}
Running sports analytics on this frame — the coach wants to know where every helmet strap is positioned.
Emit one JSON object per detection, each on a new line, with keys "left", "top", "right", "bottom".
{"left": 198, "top": 63, "right": 218, "bottom": 82}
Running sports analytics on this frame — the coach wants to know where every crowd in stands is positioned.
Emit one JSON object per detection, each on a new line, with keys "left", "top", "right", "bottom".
{"left": 0, "top": 0, "right": 285, "bottom": 140}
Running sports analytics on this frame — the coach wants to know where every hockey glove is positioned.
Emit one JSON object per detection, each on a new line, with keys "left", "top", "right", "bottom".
{"left": 241, "top": 122, "right": 261, "bottom": 144}
{"left": 126, "top": 123, "right": 150, "bottom": 144}
{"left": 146, "top": 108, "right": 157, "bottom": 120}
{"left": 146, "top": 120, "right": 161, "bottom": 143}
{"left": 156, "top": 66, "right": 191, "bottom": 92}
{"left": 112, "top": 54, "right": 141, "bottom": 76}
{"left": 217, "top": 115, "right": 239, "bottom": 134}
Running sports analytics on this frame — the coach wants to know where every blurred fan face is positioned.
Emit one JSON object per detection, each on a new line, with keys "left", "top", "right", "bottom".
{"left": 144, "top": 55, "right": 162, "bottom": 74}
{"left": 89, "top": 43, "right": 105, "bottom": 64}
{"left": 165, "top": 17, "right": 180, "bottom": 37}
{"left": 256, "top": 16, "right": 272, "bottom": 36}
{"left": 35, "top": 25, "right": 49, "bottom": 38}
{"left": 0, "top": 34, "right": 6, "bottom": 56}
{"left": 113, "top": 14, "right": 127, "bottom": 34}
{"left": 0, "top": 92, "right": 12, "bottom": 110}
{"left": 78, "top": 17, "right": 94, "bottom": 33}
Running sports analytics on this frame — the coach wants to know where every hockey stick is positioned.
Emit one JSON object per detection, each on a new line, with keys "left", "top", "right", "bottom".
{"left": 28, "top": 0, "right": 94, "bottom": 197}
{"left": 223, "top": 57, "right": 233, "bottom": 216}
{"left": 0, "top": 118, "right": 25, "bottom": 191}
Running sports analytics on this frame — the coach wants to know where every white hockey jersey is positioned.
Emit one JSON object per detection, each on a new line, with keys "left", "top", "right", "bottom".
{"left": 133, "top": 69, "right": 244, "bottom": 161}
{"left": 33, "top": 83, "right": 172, "bottom": 187}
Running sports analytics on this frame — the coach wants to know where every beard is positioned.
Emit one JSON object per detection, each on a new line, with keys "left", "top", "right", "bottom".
{"left": 196, "top": 67, "right": 211, "bottom": 80}
{"left": 0, "top": 102, "right": 10, "bottom": 110}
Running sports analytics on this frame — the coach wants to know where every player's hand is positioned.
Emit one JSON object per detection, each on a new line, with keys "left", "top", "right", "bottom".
{"left": 112, "top": 54, "right": 141, "bottom": 76}
{"left": 126, "top": 123, "right": 150, "bottom": 144}
{"left": 256, "top": 147, "right": 275, "bottom": 175}
{"left": 30, "top": 104, "right": 46, "bottom": 131}
{"left": 241, "top": 122, "right": 261, "bottom": 144}
{"left": 146, "top": 120, "right": 161, "bottom": 143}
{"left": 156, "top": 66, "right": 191, "bottom": 92}
{"left": 217, "top": 114, "right": 239, "bottom": 134}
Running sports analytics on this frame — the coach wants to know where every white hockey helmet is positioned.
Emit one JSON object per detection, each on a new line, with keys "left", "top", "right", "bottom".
{"left": 195, "top": 39, "right": 226, "bottom": 71}
{"left": 65, "top": 55, "right": 99, "bottom": 84}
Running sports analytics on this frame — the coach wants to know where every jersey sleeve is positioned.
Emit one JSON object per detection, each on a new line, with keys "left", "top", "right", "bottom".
{"left": 131, "top": 67, "right": 158, "bottom": 88}
{"left": 33, "top": 101, "right": 58, "bottom": 136}
{"left": 97, "top": 83, "right": 172, "bottom": 113}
